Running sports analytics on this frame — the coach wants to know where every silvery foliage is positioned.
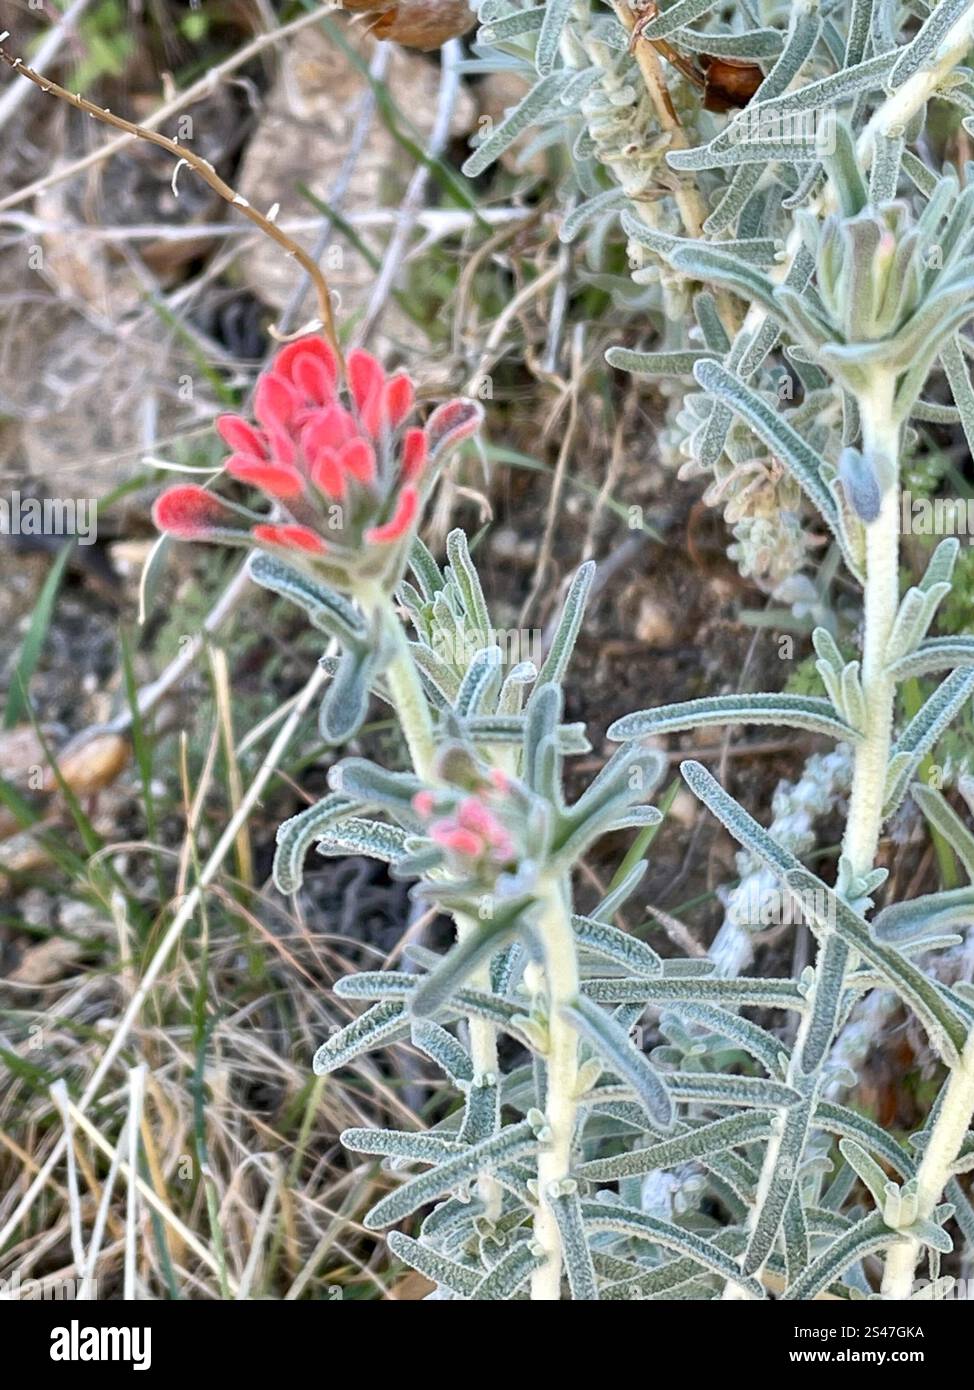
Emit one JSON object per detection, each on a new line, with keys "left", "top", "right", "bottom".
{"left": 465, "top": 0, "right": 974, "bottom": 596}
{"left": 258, "top": 521, "right": 974, "bottom": 1298}
{"left": 244, "top": 3, "right": 974, "bottom": 1297}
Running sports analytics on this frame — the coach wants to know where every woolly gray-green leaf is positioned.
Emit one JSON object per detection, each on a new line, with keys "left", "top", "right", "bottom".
{"left": 472, "top": 1240, "right": 544, "bottom": 1299}
{"left": 799, "top": 933, "right": 850, "bottom": 1074}
{"left": 609, "top": 693, "right": 854, "bottom": 744}
{"left": 549, "top": 1184, "right": 599, "bottom": 1300}
{"left": 670, "top": 1000, "right": 786, "bottom": 1075}
{"left": 605, "top": 346, "right": 719, "bottom": 377}
{"left": 462, "top": 73, "right": 573, "bottom": 177}
{"left": 410, "top": 1019, "right": 474, "bottom": 1087}
{"left": 445, "top": 528, "right": 491, "bottom": 644}
{"left": 560, "top": 187, "right": 629, "bottom": 243}
{"left": 274, "top": 793, "right": 358, "bottom": 894}
{"left": 314, "top": 818, "right": 408, "bottom": 865}
{"left": 535, "top": 0, "right": 574, "bottom": 74}
{"left": 564, "top": 994, "right": 674, "bottom": 1132}
{"left": 386, "top": 1232, "right": 480, "bottom": 1298}
{"left": 668, "top": 1072, "right": 802, "bottom": 1109}
{"left": 364, "top": 1120, "right": 539, "bottom": 1228}
{"left": 248, "top": 553, "right": 367, "bottom": 647}
{"left": 313, "top": 1001, "right": 409, "bottom": 1075}
{"left": 580, "top": 1200, "right": 765, "bottom": 1299}
{"left": 341, "top": 1127, "right": 463, "bottom": 1165}
{"left": 786, "top": 867, "right": 968, "bottom": 1063}
{"left": 577, "top": 1111, "right": 774, "bottom": 1181}
{"left": 693, "top": 360, "right": 840, "bottom": 531}
{"left": 582, "top": 974, "right": 806, "bottom": 1011}
{"left": 889, "top": 0, "right": 973, "bottom": 87}
{"left": 885, "top": 670, "right": 974, "bottom": 814}
{"left": 912, "top": 784, "right": 974, "bottom": 882}
{"left": 571, "top": 913, "right": 663, "bottom": 978}
{"left": 816, "top": 1101, "right": 915, "bottom": 1177}
{"left": 534, "top": 561, "right": 596, "bottom": 692}
{"left": 890, "top": 637, "right": 974, "bottom": 680}
{"left": 743, "top": 1097, "right": 815, "bottom": 1275}
{"left": 782, "top": 1212, "right": 904, "bottom": 1300}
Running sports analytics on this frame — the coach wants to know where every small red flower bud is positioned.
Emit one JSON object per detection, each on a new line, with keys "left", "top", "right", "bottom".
{"left": 225, "top": 455, "right": 305, "bottom": 499}
{"left": 364, "top": 486, "right": 418, "bottom": 544}
{"left": 153, "top": 485, "right": 237, "bottom": 538}
{"left": 252, "top": 523, "right": 328, "bottom": 555}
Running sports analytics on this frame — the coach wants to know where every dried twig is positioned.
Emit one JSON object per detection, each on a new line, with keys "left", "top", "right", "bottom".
{"left": 0, "top": 35, "right": 341, "bottom": 362}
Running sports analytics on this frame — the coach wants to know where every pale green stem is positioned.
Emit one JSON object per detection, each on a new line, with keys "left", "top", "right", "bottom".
{"left": 724, "top": 375, "right": 902, "bottom": 1299}
{"left": 367, "top": 591, "right": 502, "bottom": 1212}
{"left": 881, "top": 1030, "right": 974, "bottom": 1298}
{"left": 529, "top": 874, "right": 580, "bottom": 1301}
{"left": 377, "top": 602, "right": 437, "bottom": 780}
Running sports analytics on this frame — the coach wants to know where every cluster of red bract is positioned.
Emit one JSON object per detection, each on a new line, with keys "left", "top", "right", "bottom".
{"left": 153, "top": 336, "right": 481, "bottom": 583}
{"left": 412, "top": 770, "right": 516, "bottom": 868}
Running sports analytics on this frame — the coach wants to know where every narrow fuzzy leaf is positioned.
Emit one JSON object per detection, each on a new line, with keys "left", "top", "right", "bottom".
{"left": 816, "top": 1101, "right": 915, "bottom": 1178}
{"left": 609, "top": 693, "right": 853, "bottom": 744}
{"left": 274, "top": 793, "right": 357, "bottom": 893}
{"left": 605, "top": 346, "right": 719, "bottom": 377}
{"left": 565, "top": 995, "right": 674, "bottom": 1132}
{"left": 459, "top": 1074, "right": 500, "bottom": 1144}
{"left": 248, "top": 553, "right": 366, "bottom": 646}
{"left": 885, "top": 670, "right": 974, "bottom": 813}
{"left": 787, "top": 867, "right": 968, "bottom": 1062}
{"left": 693, "top": 361, "right": 840, "bottom": 530}
{"left": 799, "top": 933, "right": 850, "bottom": 1074}
{"left": 560, "top": 187, "right": 629, "bottom": 243}
{"left": 668, "top": 1073, "right": 802, "bottom": 1109}
{"left": 314, "top": 818, "right": 408, "bottom": 864}
{"left": 535, "top": 0, "right": 574, "bottom": 74}
{"left": 445, "top": 528, "right": 491, "bottom": 643}
{"left": 387, "top": 1231, "right": 480, "bottom": 1297}
{"left": 411, "top": 1019, "right": 474, "bottom": 1086}
{"left": 471, "top": 1240, "right": 544, "bottom": 1299}
{"left": 341, "top": 1127, "right": 463, "bottom": 1164}
{"left": 577, "top": 1111, "right": 774, "bottom": 1180}
{"left": 364, "top": 1121, "right": 539, "bottom": 1228}
{"left": 462, "top": 73, "right": 573, "bottom": 176}
{"left": 580, "top": 1201, "right": 765, "bottom": 1299}
{"left": 743, "top": 1098, "right": 815, "bottom": 1275}
{"left": 782, "top": 1212, "right": 904, "bottom": 1300}
{"left": 890, "top": 0, "right": 974, "bottom": 87}
{"left": 582, "top": 975, "right": 806, "bottom": 1011}
{"left": 911, "top": 784, "right": 974, "bottom": 882}
{"left": 550, "top": 1185, "right": 599, "bottom": 1300}
{"left": 838, "top": 1138, "right": 891, "bottom": 1208}
{"left": 890, "top": 636, "right": 974, "bottom": 680}
{"left": 571, "top": 913, "right": 663, "bottom": 978}
{"left": 635, "top": 0, "right": 718, "bottom": 37}
{"left": 313, "top": 1002, "right": 409, "bottom": 1074}
{"left": 670, "top": 1000, "right": 786, "bottom": 1075}
{"left": 534, "top": 562, "right": 596, "bottom": 691}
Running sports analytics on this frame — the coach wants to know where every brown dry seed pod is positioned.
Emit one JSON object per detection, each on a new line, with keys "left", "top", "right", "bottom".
{"left": 699, "top": 56, "right": 765, "bottom": 113}
{"left": 340, "top": 0, "right": 476, "bottom": 50}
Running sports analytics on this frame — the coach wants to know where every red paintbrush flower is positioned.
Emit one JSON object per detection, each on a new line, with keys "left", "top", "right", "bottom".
{"left": 153, "top": 335, "right": 482, "bottom": 588}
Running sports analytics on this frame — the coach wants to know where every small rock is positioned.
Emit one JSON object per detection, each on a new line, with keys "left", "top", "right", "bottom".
{"left": 635, "top": 597, "right": 676, "bottom": 647}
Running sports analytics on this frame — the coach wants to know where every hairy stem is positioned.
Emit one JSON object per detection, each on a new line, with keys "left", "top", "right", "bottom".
{"left": 530, "top": 874, "right": 580, "bottom": 1301}
{"left": 842, "top": 377, "right": 900, "bottom": 879}
{"left": 724, "top": 375, "right": 901, "bottom": 1299}
{"left": 375, "top": 595, "right": 503, "bottom": 1215}
{"left": 377, "top": 601, "right": 437, "bottom": 780}
{"left": 881, "top": 1030, "right": 974, "bottom": 1298}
